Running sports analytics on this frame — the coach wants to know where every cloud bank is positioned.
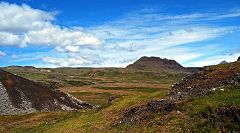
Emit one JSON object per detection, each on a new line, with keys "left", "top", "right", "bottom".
{"left": 0, "top": 2, "right": 101, "bottom": 48}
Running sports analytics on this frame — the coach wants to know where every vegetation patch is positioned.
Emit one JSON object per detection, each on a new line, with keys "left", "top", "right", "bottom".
{"left": 17, "top": 73, "right": 47, "bottom": 80}
{"left": 69, "top": 91, "right": 116, "bottom": 105}
{"left": 97, "top": 86, "right": 163, "bottom": 93}
{"left": 65, "top": 80, "right": 94, "bottom": 87}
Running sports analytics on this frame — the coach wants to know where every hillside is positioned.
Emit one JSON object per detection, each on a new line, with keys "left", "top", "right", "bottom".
{"left": 119, "top": 59, "right": 240, "bottom": 132}
{"left": 169, "top": 60, "right": 240, "bottom": 100}
{"left": 185, "top": 67, "right": 201, "bottom": 73}
{"left": 0, "top": 69, "right": 92, "bottom": 115}
{"left": 126, "top": 56, "right": 191, "bottom": 73}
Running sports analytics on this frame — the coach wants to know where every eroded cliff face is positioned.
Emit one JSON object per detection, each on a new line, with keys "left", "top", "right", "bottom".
{"left": 0, "top": 69, "right": 92, "bottom": 115}
{"left": 0, "top": 82, "right": 36, "bottom": 115}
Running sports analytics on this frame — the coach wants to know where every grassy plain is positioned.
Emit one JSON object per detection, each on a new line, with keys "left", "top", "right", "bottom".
{"left": 1, "top": 67, "right": 240, "bottom": 132}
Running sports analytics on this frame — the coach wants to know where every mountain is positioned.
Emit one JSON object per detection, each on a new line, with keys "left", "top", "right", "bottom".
{"left": 0, "top": 69, "right": 92, "bottom": 115}
{"left": 238, "top": 56, "right": 240, "bottom": 61}
{"left": 126, "top": 56, "right": 191, "bottom": 73}
{"left": 219, "top": 60, "right": 228, "bottom": 64}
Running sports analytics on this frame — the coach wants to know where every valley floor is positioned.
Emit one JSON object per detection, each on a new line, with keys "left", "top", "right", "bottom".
{"left": 1, "top": 86, "right": 240, "bottom": 132}
{"left": 1, "top": 66, "right": 240, "bottom": 132}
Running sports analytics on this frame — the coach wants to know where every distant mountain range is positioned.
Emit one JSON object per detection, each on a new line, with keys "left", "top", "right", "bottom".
{"left": 126, "top": 56, "right": 200, "bottom": 73}
{"left": 0, "top": 69, "right": 92, "bottom": 115}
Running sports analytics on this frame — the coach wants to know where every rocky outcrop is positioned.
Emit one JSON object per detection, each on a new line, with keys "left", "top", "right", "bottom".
{"left": 238, "top": 56, "right": 240, "bottom": 61}
{"left": 126, "top": 56, "right": 191, "bottom": 73}
{"left": 202, "top": 105, "right": 240, "bottom": 131}
{"left": 118, "top": 99, "right": 176, "bottom": 125}
{"left": 169, "top": 61, "right": 240, "bottom": 100}
{"left": 0, "top": 69, "right": 92, "bottom": 115}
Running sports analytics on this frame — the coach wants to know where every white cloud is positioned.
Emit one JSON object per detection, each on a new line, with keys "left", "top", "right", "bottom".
{"left": 145, "top": 47, "right": 203, "bottom": 63}
{"left": 206, "top": 11, "right": 240, "bottom": 20}
{"left": 65, "top": 45, "right": 80, "bottom": 53}
{"left": 0, "top": 32, "right": 25, "bottom": 46}
{"left": 140, "top": 27, "right": 236, "bottom": 53}
{"left": 186, "top": 52, "right": 240, "bottom": 67}
{"left": 42, "top": 56, "right": 92, "bottom": 66}
{"left": 9, "top": 51, "right": 54, "bottom": 63}
{"left": 11, "top": 54, "right": 19, "bottom": 59}
{"left": 88, "top": 11, "right": 238, "bottom": 52}
{"left": 0, "top": 2, "right": 101, "bottom": 49}
{"left": 43, "top": 8, "right": 240, "bottom": 67}
{"left": 0, "top": 2, "right": 54, "bottom": 33}
{"left": 0, "top": 51, "right": 6, "bottom": 57}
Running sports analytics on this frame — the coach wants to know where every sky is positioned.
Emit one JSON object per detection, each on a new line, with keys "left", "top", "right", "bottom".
{"left": 0, "top": 0, "right": 239, "bottom": 67}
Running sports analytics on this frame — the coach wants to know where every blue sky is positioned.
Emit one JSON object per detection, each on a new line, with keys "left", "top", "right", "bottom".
{"left": 0, "top": 0, "right": 239, "bottom": 67}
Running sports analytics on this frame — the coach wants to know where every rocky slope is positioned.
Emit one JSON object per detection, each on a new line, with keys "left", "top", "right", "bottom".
{"left": 185, "top": 67, "right": 201, "bottom": 73}
{"left": 169, "top": 60, "right": 240, "bottom": 100}
{"left": 121, "top": 58, "right": 240, "bottom": 126}
{"left": 126, "top": 56, "right": 192, "bottom": 73}
{"left": 0, "top": 69, "right": 92, "bottom": 115}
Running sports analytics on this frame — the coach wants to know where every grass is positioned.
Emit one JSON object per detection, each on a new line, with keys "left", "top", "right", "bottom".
{"left": 0, "top": 112, "right": 67, "bottom": 133}
{"left": 3, "top": 67, "right": 186, "bottom": 87}
{"left": 16, "top": 73, "right": 47, "bottom": 80}
{"left": 65, "top": 80, "right": 94, "bottom": 87}
{"left": 0, "top": 90, "right": 168, "bottom": 133}
{"left": 69, "top": 92, "right": 115, "bottom": 105}
{"left": 185, "top": 86, "right": 240, "bottom": 114}
{"left": 1, "top": 81, "right": 240, "bottom": 132}
{"left": 108, "top": 86, "right": 240, "bottom": 132}
{"left": 157, "top": 86, "right": 240, "bottom": 132}
{"left": 171, "top": 86, "right": 240, "bottom": 132}
{"left": 97, "top": 86, "right": 164, "bottom": 93}
{"left": 4, "top": 66, "right": 240, "bottom": 132}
